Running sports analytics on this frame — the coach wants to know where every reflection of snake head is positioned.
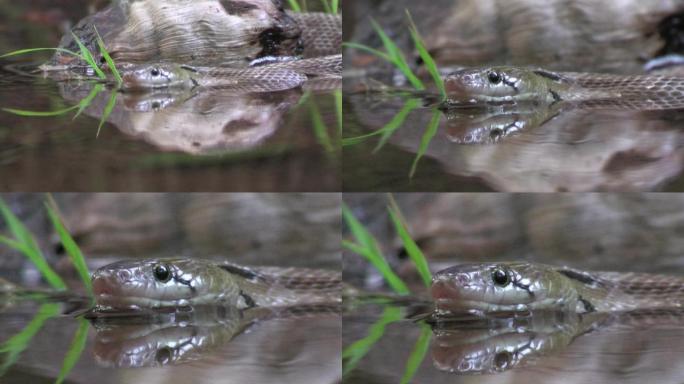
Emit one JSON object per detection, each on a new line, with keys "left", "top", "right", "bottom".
{"left": 432, "top": 330, "right": 535, "bottom": 374}
{"left": 444, "top": 110, "right": 524, "bottom": 144}
{"left": 121, "top": 64, "right": 194, "bottom": 91}
{"left": 444, "top": 66, "right": 568, "bottom": 104}
{"left": 431, "top": 262, "right": 581, "bottom": 314}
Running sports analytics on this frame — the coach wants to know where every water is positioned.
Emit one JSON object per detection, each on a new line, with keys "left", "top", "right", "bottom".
{"left": 343, "top": 92, "right": 684, "bottom": 192}
{"left": 343, "top": 300, "right": 684, "bottom": 384}
{"left": 0, "top": 65, "right": 340, "bottom": 192}
{"left": 0, "top": 295, "right": 340, "bottom": 384}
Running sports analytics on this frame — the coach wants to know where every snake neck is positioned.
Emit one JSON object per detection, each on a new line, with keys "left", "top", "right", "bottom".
{"left": 558, "top": 73, "right": 684, "bottom": 109}
{"left": 220, "top": 263, "right": 341, "bottom": 308}
{"left": 563, "top": 270, "right": 684, "bottom": 312}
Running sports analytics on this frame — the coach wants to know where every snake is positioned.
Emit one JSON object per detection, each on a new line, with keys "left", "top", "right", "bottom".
{"left": 442, "top": 66, "right": 684, "bottom": 110}
{"left": 431, "top": 262, "right": 684, "bottom": 315}
{"left": 91, "top": 258, "right": 341, "bottom": 310}
{"left": 119, "top": 54, "right": 341, "bottom": 91}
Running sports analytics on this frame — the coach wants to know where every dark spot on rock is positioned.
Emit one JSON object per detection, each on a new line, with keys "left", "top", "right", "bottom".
{"left": 219, "top": 0, "right": 259, "bottom": 15}
{"left": 258, "top": 27, "right": 287, "bottom": 57}
{"left": 657, "top": 12, "right": 684, "bottom": 56}
{"left": 223, "top": 119, "right": 255, "bottom": 134}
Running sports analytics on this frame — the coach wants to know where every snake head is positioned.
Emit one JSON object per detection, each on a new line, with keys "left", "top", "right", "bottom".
{"left": 444, "top": 66, "right": 565, "bottom": 104}
{"left": 120, "top": 64, "right": 193, "bottom": 91}
{"left": 431, "top": 262, "right": 575, "bottom": 314}
{"left": 91, "top": 258, "right": 238, "bottom": 310}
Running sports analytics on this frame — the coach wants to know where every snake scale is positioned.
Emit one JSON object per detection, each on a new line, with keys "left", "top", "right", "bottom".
{"left": 431, "top": 262, "right": 684, "bottom": 315}
{"left": 91, "top": 258, "right": 341, "bottom": 310}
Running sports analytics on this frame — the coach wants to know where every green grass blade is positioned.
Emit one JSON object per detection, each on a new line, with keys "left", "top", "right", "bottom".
{"left": 409, "top": 108, "right": 441, "bottom": 178}
{"left": 373, "top": 98, "right": 420, "bottom": 152}
{"left": 331, "top": 0, "right": 339, "bottom": 13}
{"left": 0, "top": 199, "right": 66, "bottom": 290}
{"left": 319, "top": 0, "right": 332, "bottom": 14}
{"left": 342, "top": 42, "right": 392, "bottom": 62}
{"left": 370, "top": 19, "right": 424, "bottom": 90}
{"left": 334, "top": 89, "right": 342, "bottom": 136}
{"left": 45, "top": 198, "right": 93, "bottom": 298}
{"left": 387, "top": 197, "right": 432, "bottom": 288}
{"left": 94, "top": 27, "right": 121, "bottom": 85}
{"left": 73, "top": 83, "right": 105, "bottom": 120}
{"left": 96, "top": 89, "right": 118, "bottom": 137}
{"left": 342, "top": 204, "right": 409, "bottom": 294}
{"left": 55, "top": 318, "right": 89, "bottom": 384}
{"left": 0, "top": 303, "right": 61, "bottom": 376}
{"left": 2, "top": 105, "right": 79, "bottom": 117}
{"left": 310, "top": 98, "right": 334, "bottom": 154}
{"left": 342, "top": 98, "right": 419, "bottom": 147}
{"left": 400, "top": 323, "right": 432, "bottom": 384}
{"left": 286, "top": 0, "right": 302, "bottom": 12}
{"left": 71, "top": 32, "right": 105, "bottom": 79}
{"left": 342, "top": 306, "right": 403, "bottom": 377}
{"left": 0, "top": 47, "right": 83, "bottom": 60}
{"left": 406, "top": 11, "right": 445, "bottom": 99}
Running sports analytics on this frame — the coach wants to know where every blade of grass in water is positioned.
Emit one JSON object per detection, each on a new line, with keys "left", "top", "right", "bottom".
{"left": 96, "top": 89, "right": 118, "bottom": 137}
{"left": 331, "top": 0, "right": 339, "bottom": 13}
{"left": 3, "top": 83, "right": 105, "bottom": 119}
{"left": 387, "top": 196, "right": 432, "bottom": 287}
{"left": 400, "top": 323, "right": 432, "bottom": 384}
{"left": 410, "top": 108, "right": 441, "bottom": 178}
{"left": 2, "top": 105, "right": 79, "bottom": 117}
{"left": 406, "top": 11, "right": 445, "bottom": 99}
{"left": 71, "top": 32, "right": 105, "bottom": 79}
{"left": 342, "top": 306, "right": 403, "bottom": 377}
{"left": 0, "top": 198, "right": 66, "bottom": 290}
{"left": 0, "top": 47, "right": 82, "bottom": 60}
{"left": 310, "top": 98, "right": 335, "bottom": 154}
{"left": 55, "top": 318, "right": 89, "bottom": 384}
{"left": 370, "top": 19, "right": 424, "bottom": 90}
{"left": 45, "top": 198, "right": 93, "bottom": 298}
{"left": 342, "top": 98, "right": 420, "bottom": 147}
{"left": 342, "top": 42, "right": 391, "bottom": 62}
{"left": 0, "top": 303, "right": 61, "bottom": 376}
{"left": 94, "top": 27, "right": 122, "bottom": 85}
{"left": 342, "top": 204, "right": 409, "bottom": 294}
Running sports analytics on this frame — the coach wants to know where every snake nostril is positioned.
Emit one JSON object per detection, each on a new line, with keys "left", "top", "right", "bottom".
{"left": 117, "top": 270, "right": 131, "bottom": 281}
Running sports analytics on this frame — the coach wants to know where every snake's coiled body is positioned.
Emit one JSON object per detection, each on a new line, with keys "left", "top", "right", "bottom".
{"left": 91, "top": 258, "right": 341, "bottom": 310}
{"left": 444, "top": 66, "right": 684, "bottom": 110}
{"left": 432, "top": 262, "right": 684, "bottom": 315}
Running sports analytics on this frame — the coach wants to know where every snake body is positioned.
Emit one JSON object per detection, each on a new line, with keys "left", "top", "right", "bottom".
{"left": 120, "top": 54, "right": 341, "bottom": 91}
{"left": 443, "top": 66, "right": 684, "bottom": 110}
{"left": 431, "top": 262, "right": 684, "bottom": 315}
{"left": 91, "top": 258, "right": 341, "bottom": 310}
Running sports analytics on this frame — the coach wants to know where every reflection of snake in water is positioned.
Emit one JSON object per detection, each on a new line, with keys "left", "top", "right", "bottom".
{"left": 443, "top": 66, "right": 684, "bottom": 109}
{"left": 431, "top": 262, "right": 684, "bottom": 315}
{"left": 91, "top": 258, "right": 341, "bottom": 310}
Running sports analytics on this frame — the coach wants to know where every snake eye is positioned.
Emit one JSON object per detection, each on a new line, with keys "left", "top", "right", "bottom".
{"left": 491, "top": 268, "right": 510, "bottom": 287}
{"left": 155, "top": 347, "right": 173, "bottom": 365}
{"left": 487, "top": 71, "right": 502, "bottom": 84}
{"left": 490, "top": 128, "right": 503, "bottom": 139}
{"left": 153, "top": 264, "right": 171, "bottom": 283}
{"left": 151, "top": 68, "right": 160, "bottom": 77}
{"left": 493, "top": 351, "right": 512, "bottom": 371}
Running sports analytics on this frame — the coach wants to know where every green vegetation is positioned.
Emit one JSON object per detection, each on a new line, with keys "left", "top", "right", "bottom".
{"left": 287, "top": 0, "right": 339, "bottom": 13}
{"left": 0, "top": 196, "right": 92, "bottom": 294}
{"left": 344, "top": 11, "right": 444, "bottom": 98}
{"left": 1, "top": 31, "right": 122, "bottom": 85}
{"left": 0, "top": 197, "right": 95, "bottom": 383}
{"left": 342, "top": 196, "right": 434, "bottom": 381}
{"left": 0, "top": 199, "right": 66, "bottom": 290}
